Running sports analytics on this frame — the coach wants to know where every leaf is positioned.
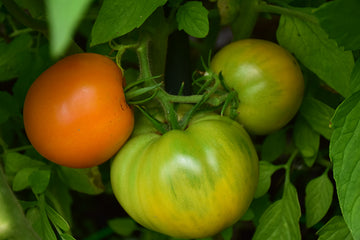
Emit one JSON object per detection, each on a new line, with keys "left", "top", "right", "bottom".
{"left": 330, "top": 90, "right": 360, "bottom": 239}
{"left": 221, "top": 227, "right": 233, "bottom": 240}
{"left": 0, "top": 91, "right": 20, "bottom": 125}
{"left": 176, "top": 1, "right": 209, "bottom": 38}
{"left": 305, "top": 171, "right": 334, "bottom": 227}
{"left": 60, "top": 233, "right": 77, "bottom": 240}
{"left": 293, "top": 116, "right": 320, "bottom": 167}
{"left": 300, "top": 97, "right": 335, "bottom": 140}
{"left": 0, "top": 34, "right": 33, "bottom": 81}
{"left": 4, "top": 152, "right": 46, "bottom": 175}
{"left": 46, "top": 0, "right": 93, "bottom": 57}
{"left": 108, "top": 218, "right": 138, "bottom": 236}
{"left": 317, "top": 216, "right": 354, "bottom": 240}
{"left": 260, "top": 129, "right": 287, "bottom": 162}
{"left": 29, "top": 168, "right": 52, "bottom": 194}
{"left": 12, "top": 167, "right": 38, "bottom": 192}
{"left": 277, "top": 13, "right": 354, "bottom": 97}
{"left": 349, "top": 58, "right": 360, "bottom": 94}
{"left": 57, "top": 166, "right": 104, "bottom": 195}
{"left": 254, "top": 161, "right": 281, "bottom": 198}
{"left": 39, "top": 201, "right": 57, "bottom": 240}
{"left": 91, "top": 0, "right": 167, "bottom": 46}
{"left": 253, "top": 181, "right": 301, "bottom": 240}
{"left": 46, "top": 204, "right": 70, "bottom": 232}
{"left": 314, "top": 0, "right": 360, "bottom": 51}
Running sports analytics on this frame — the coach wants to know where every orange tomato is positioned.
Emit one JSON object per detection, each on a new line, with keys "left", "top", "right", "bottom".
{"left": 23, "top": 53, "right": 134, "bottom": 168}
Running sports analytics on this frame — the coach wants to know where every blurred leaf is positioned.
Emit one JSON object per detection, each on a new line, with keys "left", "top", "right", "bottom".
{"left": 330, "top": 90, "right": 360, "bottom": 239}
{"left": 305, "top": 171, "right": 334, "bottom": 227}
{"left": 60, "top": 233, "right": 77, "bottom": 240}
{"left": 0, "top": 34, "right": 33, "bottom": 81}
{"left": 91, "top": 0, "right": 167, "bottom": 46}
{"left": 0, "top": 91, "right": 20, "bottom": 125}
{"left": 253, "top": 181, "right": 301, "bottom": 240}
{"left": 46, "top": 204, "right": 70, "bottom": 232}
{"left": 317, "top": 216, "right": 354, "bottom": 240}
{"left": 349, "top": 58, "right": 360, "bottom": 94}
{"left": 4, "top": 152, "right": 46, "bottom": 175}
{"left": 46, "top": 0, "right": 93, "bottom": 57}
{"left": 293, "top": 116, "right": 320, "bottom": 167}
{"left": 29, "top": 168, "right": 51, "bottom": 194}
{"left": 39, "top": 200, "right": 57, "bottom": 240}
{"left": 277, "top": 13, "right": 354, "bottom": 97}
{"left": 300, "top": 97, "right": 335, "bottom": 140}
{"left": 217, "top": 0, "right": 240, "bottom": 25}
{"left": 314, "top": 0, "right": 360, "bottom": 51}
{"left": 221, "top": 226, "right": 233, "bottom": 240}
{"left": 260, "top": 129, "right": 287, "bottom": 162}
{"left": 254, "top": 161, "right": 281, "bottom": 198}
{"left": 108, "top": 218, "right": 138, "bottom": 236}
{"left": 57, "top": 166, "right": 104, "bottom": 195}
{"left": 176, "top": 1, "right": 209, "bottom": 38}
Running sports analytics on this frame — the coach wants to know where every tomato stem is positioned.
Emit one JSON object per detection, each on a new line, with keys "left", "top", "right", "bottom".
{"left": 256, "top": 1, "right": 319, "bottom": 24}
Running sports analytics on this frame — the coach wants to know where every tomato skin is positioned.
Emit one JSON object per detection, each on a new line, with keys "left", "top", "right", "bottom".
{"left": 211, "top": 39, "right": 304, "bottom": 135}
{"left": 23, "top": 53, "right": 134, "bottom": 168}
{"left": 111, "top": 113, "right": 258, "bottom": 239}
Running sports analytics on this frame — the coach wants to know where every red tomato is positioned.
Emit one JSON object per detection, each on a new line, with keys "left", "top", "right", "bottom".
{"left": 23, "top": 53, "right": 134, "bottom": 168}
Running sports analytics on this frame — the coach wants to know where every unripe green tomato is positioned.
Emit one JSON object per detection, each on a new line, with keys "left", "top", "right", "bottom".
{"left": 211, "top": 39, "right": 304, "bottom": 135}
{"left": 111, "top": 113, "right": 259, "bottom": 239}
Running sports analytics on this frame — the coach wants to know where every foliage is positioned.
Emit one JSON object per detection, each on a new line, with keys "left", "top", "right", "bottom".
{"left": 1, "top": 0, "right": 360, "bottom": 239}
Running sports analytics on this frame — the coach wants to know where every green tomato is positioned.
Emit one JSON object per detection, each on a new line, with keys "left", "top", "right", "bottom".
{"left": 211, "top": 39, "right": 304, "bottom": 135}
{"left": 110, "top": 113, "right": 259, "bottom": 239}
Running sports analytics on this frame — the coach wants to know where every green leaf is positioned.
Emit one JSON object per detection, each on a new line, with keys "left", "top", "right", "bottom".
{"left": 330, "top": 90, "right": 360, "bottom": 239}
{"left": 57, "top": 166, "right": 104, "bottom": 195}
{"left": 305, "top": 171, "right": 334, "bottom": 227}
{"left": 317, "top": 216, "right": 354, "bottom": 240}
{"left": 277, "top": 13, "right": 354, "bottom": 97}
{"left": 60, "top": 233, "right": 77, "bottom": 240}
{"left": 253, "top": 181, "right": 301, "bottom": 240}
{"left": 221, "top": 227, "right": 233, "bottom": 240}
{"left": 293, "top": 116, "right": 320, "bottom": 167}
{"left": 12, "top": 167, "right": 38, "bottom": 192}
{"left": 300, "top": 97, "right": 335, "bottom": 140}
{"left": 349, "top": 58, "right": 360, "bottom": 94}
{"left": 46, "top": 0, "right": 93, "bottom": 57}
{"left": 29, "top": 168, "right": 51, "bottom": 194}
{"left": 39, "top": 201, "right": 57, "bottom": 240}
{"left": 254, "top": 161, "right": 281, "bottom": 198}
{"left": 0, "top": 34, "right": 33, "bottom": 81}
{"left": 46, "top": 204, "right": 70, "bottom": 232}
{"left": 108, "top": 218, "right": 138, "bottom": 236}
{"left": 4, "top": 152, "right": 46, "bottom": 175}
{"left": 91, "top": 0, "right": 167, "bottom": 46}
{"left": 260, "top": 129, "right": 287, "bottom": 162}
{"left": 314, "top": 0, "right": 360, "bottom": 51}
{"left": 176, "top": 1, "right": 209, "bottom": 38}
{"left": 0, "top": 91, "right": 20, "bottom": 125}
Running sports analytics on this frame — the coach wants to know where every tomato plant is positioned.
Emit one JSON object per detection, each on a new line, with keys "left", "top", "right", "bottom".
{"left": 111, "top": 113, "right": 258, "bottom": 239}
{"left": 23, "top": 53, "right": 134, "bottom": 168}
{"left": 1, "top": 0, "right": 360, "bottom": 240}
{"left": 211, "top": 39, "right": 304, "bottom": 135}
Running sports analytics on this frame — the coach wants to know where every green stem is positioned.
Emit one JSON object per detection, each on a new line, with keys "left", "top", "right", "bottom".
{"left": 231, "top": 0, "right": 260, "bottom": 40}
{"left": 256, "top": 1, "right": 319, "bottom": 24}
{"left": 284, "top": 149, "right": 299, "bottom": 184}
{"left": 0, "top": 164, "right": 41, "bottom": 240}
{"left": 2, "top": 0, "right": 47, "bottom": 32}
{"left": 136, "top": 37, "right": 181, "bottom": 130}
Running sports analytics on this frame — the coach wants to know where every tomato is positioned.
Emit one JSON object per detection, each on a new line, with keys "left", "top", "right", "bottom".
{"left": 110, "top": 112, "right": 259, "bottom": 239}
{"left": 23, "top": 53, "right": 134, "bottom": 168}
{"left": 211, "top": 39, "right": 304, "bottom": 135}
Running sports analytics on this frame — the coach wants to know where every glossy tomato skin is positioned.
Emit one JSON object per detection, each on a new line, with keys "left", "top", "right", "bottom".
{"left": 211, "top": 39, "right": 304, "bottom": 135}
{"left": 23, "top": 53, "right": 134, "bottom": 168}
{"left": 111, "top": 113, "right": 259, "bottom": 239}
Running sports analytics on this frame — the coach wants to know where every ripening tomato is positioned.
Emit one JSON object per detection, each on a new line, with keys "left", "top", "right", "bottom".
{"left": 111, "top": 112, "right": 259, "bottom": 239}
{"left": 23, "top": 53, "right": 134, "bottom": 168}
{"left": 211, "top": 39, "right": 304, "bottom": 135}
